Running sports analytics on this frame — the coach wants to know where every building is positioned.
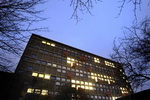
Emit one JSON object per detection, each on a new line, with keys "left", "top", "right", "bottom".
{"left": 15, "top": 34, "right": 133, "bottom": 100}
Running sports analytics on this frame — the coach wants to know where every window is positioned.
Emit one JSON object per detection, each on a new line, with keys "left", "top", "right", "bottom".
{"left": 51, "top": 75, "right": 56, "bottom": 80}
{"left": 44, "top": 74, "right": 50, "bottom": 79}
{"left": 72, "top": 84, "right": 75, "bottom": 88}
{"left": 52, "top": 64, "right": 57, "bottom": 67}
{"left": 39, "top": 74, "right": 44, "bottom": 78}
{"left": 27, "top": 88, "right": 34, "bottom": 93}
{"left": 42, "top": 41, "right": 46, "bottom": 44}
{"left": 76, "top": 73, "right": 79, "bottom": 76}
{"left": 56, "top": 82, "right": 60, "bottom": 85}
{"left": 51, "top": 43, "right": 55, "bottom": 47}
{"left": 67, "top": 67, "right": 70, "bottom": 70}
{"left": 47, "top": 42, "right": 50, "bottom": 45}
{"left": 94, "top": 57, "right": 100, "bottom": 63}
{"left": 105, "top": 61, "right": 115, "bottom": 68}
{"left": 71, "top": 80, "right": 75, "bottom": 83}
{"left": 62, "top": 78, "right": 66, "bottom": 81}
{"left": 57, "top": 69, "right": 61, "bottom": 72}
{"left": 31, "top": 54, "right": 37, "bottom": 58}
{"left": 80, "top": 74, "right": 83, "bottom": 77}
{"left": 62, "top": 70, "right": 66, "bottom": 73}
{"left": 41, "top": 89, "right": 48, "bottom": 95}
{"left": 56, "top": 77, "right": 60, "bottom": 81}
{"left": 32, "top": 72, "right": 38, "bottom": 77}
{"left": 58, "top": 65, "right": 61, "bottom": 68}
{"left": 47, "top": 62, "right": 51, "bottom": 66}
{"left": 27, "top": 66, "right": 33, "bottom": 71}
{"left": 35, "top": 89, "right": 41, "bottom": 94}
{"left": 62, "top": 66, "right": 66, "bottom": 69}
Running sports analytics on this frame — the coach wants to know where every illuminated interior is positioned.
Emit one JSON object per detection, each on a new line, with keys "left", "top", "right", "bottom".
{"left": 94, "top": 57, "right": 100, "bottom": 63}
{"left": 71, "top": 79, "right": 94, "bottom": 90}
{"left": 27, "top": 88, "right": 34, "bottom": 93}
{"left": 120, "top": 87, "right": 129, "bottom": 94}
{"left": 32, "top": 72, "right": 51, "bottom": 80}
{"left": 42, "top": 41, "right": 55, "bottom": 47}
{"left": 105, "top": 61, "right": 115, "bottom": 68}
{"left": 41, "top": 90, "right": 48, "bottom": 95}
{"left": 32, "top": 72, "right": 38, "bottom": 77}
{"left": 44, "top": 74, "right": 51, "bottom": 79}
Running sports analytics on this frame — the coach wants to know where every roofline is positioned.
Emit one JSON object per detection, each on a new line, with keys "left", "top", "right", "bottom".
{"left": 31, "top": 33, "right": 120, "bottom": 64}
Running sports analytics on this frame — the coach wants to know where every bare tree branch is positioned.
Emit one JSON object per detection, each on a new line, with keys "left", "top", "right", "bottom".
{"left": 0, "top": 0, "right": 47, "bottom": 72}
{"left": 111, "top": 18, "right": 150, "bottom": 92}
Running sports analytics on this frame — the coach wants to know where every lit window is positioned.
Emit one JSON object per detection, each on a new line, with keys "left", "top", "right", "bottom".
{"left": 72, "top": 84, "right": 76, "bottom": 88}
{"left": 105, "top": 61, "right": 115, "bottom": 68}
{"left": 67, "top": 61, "right": 71, "bottom": 63}
{"left": 76, "top": 80, "right": 80, "bottom": 84}
{"left": 44, "top": 74, "right": 50, "bottom": 79}
{"left": 76, "top": 85, "right": 80, "bottom": 90}
{"left": 41, "top": 90, "right": 48, "bottom": 95}
{"left": 85, "top": 82, "right": 88, "bottom": 85}
{"left": 51, "top": 43, "right": 55, "bottom": 47}
{"left": 89, "top": 83, "right": 92, "bottom": 86}
{"left": 35, "top": 89, "right": 41, "bottom": 94}
{"left": 27, "top": 88, "right": 34, "bottom": 93}
{"left": 85, "top": 86, "right": 89, "bottom": 89}
{"left": 47, "top": 42, "right": 50, "bottom": 45}
{"left": 94, "top": 57, "right": 100, "bottom": 63}
{"left": 89, "top": 87, "right": 93, "bottom": 90}
{"left": 71, "top": 80, "right": 75, "bottom": 83}
{"left": 91, "top": 76, "right": 95, "bottom": 79}
{"left": 52, "top": 64, "right": 57, "bottom": 67}
{"left": 42, "top": 41, "right": 46, "bottom": 44}
{"left": 39, "top": 74, "right": 44, "bottom": 78}
{"left": 81, "top": 81, "right": 84, "bottom": 84}
{"left": 81, "top": 85, "right": 84, "bottom": 89}
{"left": 32, "top": 72, "right": 38, "bottom": 77}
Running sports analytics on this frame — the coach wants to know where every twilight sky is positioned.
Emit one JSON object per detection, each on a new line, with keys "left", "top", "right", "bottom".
{"left": 13, "top": 0, "right": 150, "bottom": 91}
{"left": 32, "top": 0, "right": 150, "bottom": 59}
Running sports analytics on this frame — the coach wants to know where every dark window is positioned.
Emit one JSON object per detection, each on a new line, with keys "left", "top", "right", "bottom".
{"left": 36, "top": 60, "right": 41, "bottom": 63}
{"left": 31, "top": 54, "right": 37, "bottom": 58}
{"left": 27, "top": 66, "right": 33, "bottom": 71}
{"left": 17, "top": 70, "right": 24, "bottom": 74}
{"left": 41, "top": 61, "right": 47, "bottom": 65}
{"left": 24, "top": 56, "right": 30, "bottom": 61}
{"left": 51, "top": 75, "right": 56, "bottom": 80}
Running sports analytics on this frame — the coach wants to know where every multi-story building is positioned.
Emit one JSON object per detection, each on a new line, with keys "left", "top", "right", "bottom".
{"left": 15, "top": 34, "right": 133, "bottom": 100}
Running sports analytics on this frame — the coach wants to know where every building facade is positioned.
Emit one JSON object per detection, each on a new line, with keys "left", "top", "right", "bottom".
{"left": 15, "top": 34, "right": 133, "bottom": 100}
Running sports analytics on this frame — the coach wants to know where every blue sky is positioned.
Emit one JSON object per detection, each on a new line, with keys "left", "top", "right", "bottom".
{"left": 32, "top": 0, "right": 149, "bottom": 59}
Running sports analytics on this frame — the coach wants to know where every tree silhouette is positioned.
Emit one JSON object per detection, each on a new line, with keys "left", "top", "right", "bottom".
{"left": 0, "top": 0, "right": 46, "bottom": 72}
{"left": 111, "top": 18, "right": 150, "bottom": 91}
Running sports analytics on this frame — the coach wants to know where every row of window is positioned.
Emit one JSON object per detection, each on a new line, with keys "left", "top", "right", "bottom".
{"left": 32, "top": 72, "right": 51, "bottom": 79}
{"left": 27, "top": 88, "right": 48, "bottom": 95}
{"left": 27, "top": 87, "right": 118, "bottom": 100}
{"left": 42, "top": 41, "right": 55, "bottom": 47}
